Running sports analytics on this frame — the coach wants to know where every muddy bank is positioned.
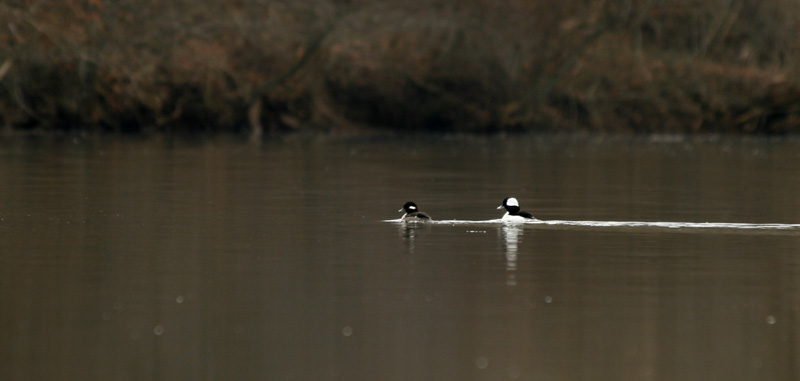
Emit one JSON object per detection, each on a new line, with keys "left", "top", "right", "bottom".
{"left": 2, "top": 1, "right": 800, "bottom": 135}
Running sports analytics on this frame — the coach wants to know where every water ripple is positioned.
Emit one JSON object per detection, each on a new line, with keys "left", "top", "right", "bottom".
{"left": 385, "top": 219, "right": 800, "bottom": 234}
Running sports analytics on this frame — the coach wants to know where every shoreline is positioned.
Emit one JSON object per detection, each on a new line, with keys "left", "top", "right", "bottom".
{"left": 2, "top": 1, "right": 800, "bottom": 135}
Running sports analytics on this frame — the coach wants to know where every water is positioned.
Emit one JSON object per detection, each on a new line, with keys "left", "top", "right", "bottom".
{"left": 1, "top": 135, "right": 800, "bottom": 380}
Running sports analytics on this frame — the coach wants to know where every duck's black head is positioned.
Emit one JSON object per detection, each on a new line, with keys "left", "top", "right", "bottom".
{"left": 400, "top": 201, "right": 420, "bottom": 214}
{"left": 497, "top": 197, "right": 521, "bottom": 214}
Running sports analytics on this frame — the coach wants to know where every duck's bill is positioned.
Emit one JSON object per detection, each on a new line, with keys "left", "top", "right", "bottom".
{"left": 497, "top": 205, "right": 504, "bottom": 209}
{"left": 398, "top": 208, "right": 404, "bottom": 212}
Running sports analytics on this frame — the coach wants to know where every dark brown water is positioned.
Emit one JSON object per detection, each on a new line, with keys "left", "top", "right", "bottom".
{"left": 2, "top": 135, "right": 800, "bottom": 380}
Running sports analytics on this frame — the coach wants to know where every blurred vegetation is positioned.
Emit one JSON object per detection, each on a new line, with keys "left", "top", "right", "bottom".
{"left": 2, "top": 0, "right": 800, "bottom": 135}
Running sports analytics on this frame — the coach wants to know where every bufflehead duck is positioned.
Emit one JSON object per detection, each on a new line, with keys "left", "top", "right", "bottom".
{"left": 399, "top": 201, "right": 431, "bottom": 222}
{"left": 497, "top": 197, "right": 535, "bottom": 222}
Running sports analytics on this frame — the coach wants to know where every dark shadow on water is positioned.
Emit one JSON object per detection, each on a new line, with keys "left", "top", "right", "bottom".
{"left": 397, "top": 222, "right": 431, "bottom": 254}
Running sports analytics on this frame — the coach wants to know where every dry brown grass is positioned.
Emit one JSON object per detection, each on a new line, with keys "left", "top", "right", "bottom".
{"left": 1, "top": 0, "right": 799, "bottom": 134}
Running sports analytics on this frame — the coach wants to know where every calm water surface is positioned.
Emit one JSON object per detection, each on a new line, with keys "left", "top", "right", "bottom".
{"left": 1, "top": 135, "right": 800, "bottom": 380}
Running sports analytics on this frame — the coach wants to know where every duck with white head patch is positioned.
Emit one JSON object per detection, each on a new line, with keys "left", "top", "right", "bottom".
{"left": 399, "top": 201, "right": 431, "bottom": 222}
{"left": 497, "top": 197, "right": 535, "bottom": 222}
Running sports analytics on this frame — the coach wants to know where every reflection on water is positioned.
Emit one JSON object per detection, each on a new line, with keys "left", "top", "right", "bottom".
{"left": 397, "top": 222, "right": 430, "bottom": 254}
{"left": 2, "top": 135, "right": 800, "bottom": 379}
{"left": 500, "top": 225, "right": 522, "bottom": 286}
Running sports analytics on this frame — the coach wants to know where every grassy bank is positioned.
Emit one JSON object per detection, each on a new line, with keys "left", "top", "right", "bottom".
{"left": 2, "top": 0, "right": 800, "bottom": 135}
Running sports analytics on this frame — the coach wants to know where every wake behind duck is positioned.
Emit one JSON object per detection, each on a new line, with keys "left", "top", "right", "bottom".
{"left": 387, "top": 198, "right": 800, "bottom": 234}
